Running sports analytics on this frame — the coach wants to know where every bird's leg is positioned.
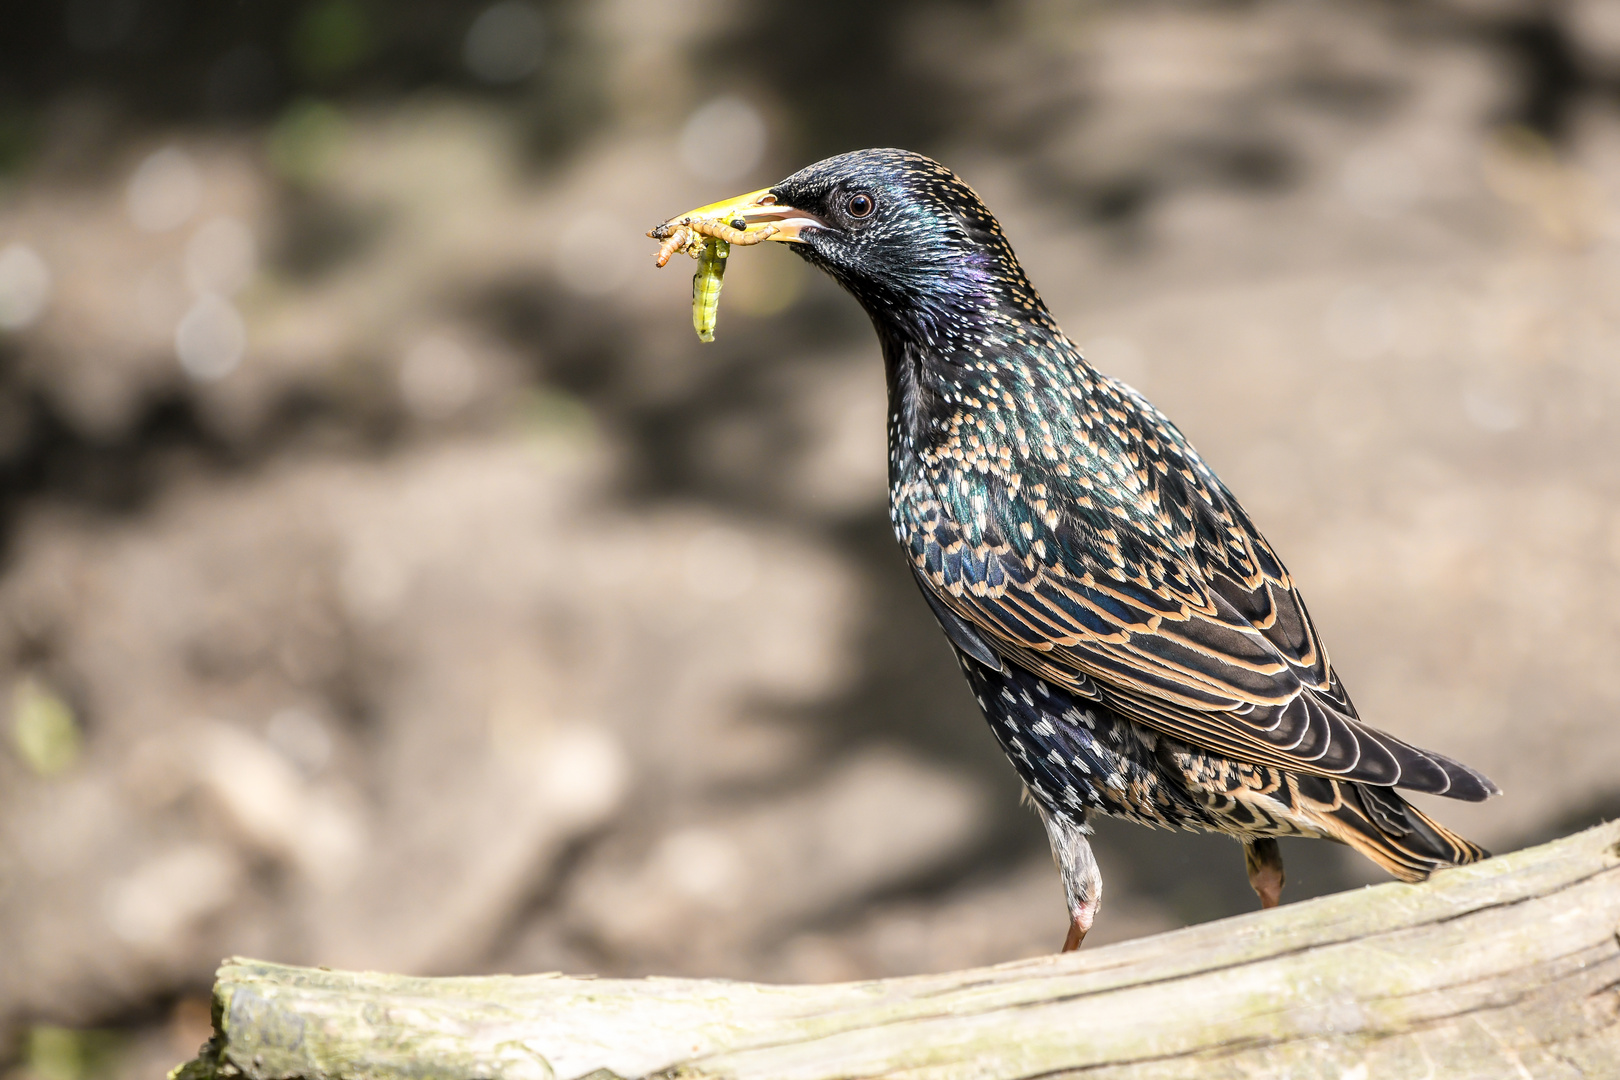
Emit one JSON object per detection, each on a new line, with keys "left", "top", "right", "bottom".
{"left": 1039, "top": 805, "right": 1101, "bottom": 952}
{"left": 1244, "top": 837, "right": 1285, "bottom": 909}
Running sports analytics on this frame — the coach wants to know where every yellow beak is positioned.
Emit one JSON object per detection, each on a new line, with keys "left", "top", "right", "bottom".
{"left": 654, "top": 186, "right": 826, "bottom": 244}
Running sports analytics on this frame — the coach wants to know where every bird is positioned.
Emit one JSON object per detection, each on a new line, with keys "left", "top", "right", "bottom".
{"left": 660, "top": 148, "right": 1500, "bottom": 950}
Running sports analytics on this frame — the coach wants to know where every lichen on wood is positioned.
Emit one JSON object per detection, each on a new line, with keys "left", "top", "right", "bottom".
{"left": 172, "top": 821, "right": 1620, "bottom": 1080}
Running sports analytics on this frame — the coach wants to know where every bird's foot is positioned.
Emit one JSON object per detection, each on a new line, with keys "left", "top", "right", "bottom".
{"left": 1060, "top": 896, "right": 1098, "bottom": 952}
{"left": 1244, "top": 837, "right": 1286, "bottom": 909}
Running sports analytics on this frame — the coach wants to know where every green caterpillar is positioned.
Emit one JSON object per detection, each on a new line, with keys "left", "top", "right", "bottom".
{"left": 691, "top": 237, "right": 729, "bottom": 343}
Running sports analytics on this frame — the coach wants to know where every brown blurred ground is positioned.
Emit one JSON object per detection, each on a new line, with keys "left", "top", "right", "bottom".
{"left": 4, "top": 1, "right": 1620, "bottom": 1076}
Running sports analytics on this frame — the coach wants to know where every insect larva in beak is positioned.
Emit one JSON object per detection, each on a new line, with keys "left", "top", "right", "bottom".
{"left": 692, "top": 237, "right": 729, "bottom": 343}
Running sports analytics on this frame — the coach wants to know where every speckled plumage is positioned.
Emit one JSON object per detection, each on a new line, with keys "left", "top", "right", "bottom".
{"left": 751, "top": 149, "right": 1499, "bottom": 945}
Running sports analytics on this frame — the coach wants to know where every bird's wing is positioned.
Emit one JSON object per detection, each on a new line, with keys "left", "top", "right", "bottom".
{"left": 902, "top": 384, "right": 1496, "bottom": 801}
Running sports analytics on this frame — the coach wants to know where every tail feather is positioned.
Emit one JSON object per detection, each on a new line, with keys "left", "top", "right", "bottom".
{"left": 1389, "top": 741, "right": 1501, "bottom": 802}
{"left": 1295, "top": 775, "right": 1489, "bottom": 883}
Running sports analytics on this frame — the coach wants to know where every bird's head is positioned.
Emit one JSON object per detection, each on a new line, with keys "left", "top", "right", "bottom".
{"left": 673, "top": 149, "right": 1048, "bottom": 349}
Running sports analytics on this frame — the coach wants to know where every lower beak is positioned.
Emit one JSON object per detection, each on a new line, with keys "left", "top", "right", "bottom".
{"left": 658, "top": 186, "right": 825, "bottom": 244}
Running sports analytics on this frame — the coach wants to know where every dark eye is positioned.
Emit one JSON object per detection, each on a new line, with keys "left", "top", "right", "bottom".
{"left": 846, "top": 192, "right": 875, "bottom": 218}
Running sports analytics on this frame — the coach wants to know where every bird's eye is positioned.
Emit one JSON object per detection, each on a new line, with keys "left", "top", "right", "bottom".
{"left": 846, "top": 193, "right": 875, "bottom": 218}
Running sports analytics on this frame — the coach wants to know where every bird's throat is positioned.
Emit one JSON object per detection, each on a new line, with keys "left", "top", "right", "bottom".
{"left": 877, "top": 297, "right": 1068, "bottom": 476}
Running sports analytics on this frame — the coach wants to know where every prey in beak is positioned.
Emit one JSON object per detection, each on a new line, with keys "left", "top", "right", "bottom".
{"left": 646, "top": 187, "right": 825, "bottom": 341}
{"left": 648, "top": 186, "right": 824, "bottom": 264}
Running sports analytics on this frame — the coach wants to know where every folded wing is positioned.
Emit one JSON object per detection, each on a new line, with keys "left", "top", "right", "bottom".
{"left": 902, "top": 380, "right": 1498, "bottom": 802}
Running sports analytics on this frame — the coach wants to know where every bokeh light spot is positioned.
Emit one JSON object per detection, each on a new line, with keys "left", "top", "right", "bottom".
{"left": 175, "top": 294, "right": 247, "bottom": 380}
{"left": 0, "top": 244, "right": 52, "bottom": 331}
{"left": 654, "top": 826, "right": 746, "bottom": 906}
{"left": 127, "top": 147, "right": 201, "bottom": 233}
{"left": 534, "top": 725, "right": 629, "bottom": 825}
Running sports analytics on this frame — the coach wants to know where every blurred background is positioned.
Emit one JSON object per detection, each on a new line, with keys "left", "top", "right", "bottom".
{"left": 4, "top": 0, "right": 1620, "bottom": 1075}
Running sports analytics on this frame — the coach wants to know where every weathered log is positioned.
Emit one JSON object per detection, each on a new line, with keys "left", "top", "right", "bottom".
{"left": 172, "top": 821, "right": 1620, "bottom": 1080}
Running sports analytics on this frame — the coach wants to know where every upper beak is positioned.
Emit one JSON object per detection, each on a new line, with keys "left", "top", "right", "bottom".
{"left": 657, "top": 186, "right": 826, "bottom": 244}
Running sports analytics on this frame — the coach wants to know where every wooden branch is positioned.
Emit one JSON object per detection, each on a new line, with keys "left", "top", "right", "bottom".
{"left": 172, "top": 822, "right": 1620, "bottom": 1080}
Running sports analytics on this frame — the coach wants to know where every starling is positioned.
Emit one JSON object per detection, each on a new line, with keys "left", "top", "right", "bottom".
{"left": 660, "top": 149, "right": 1500, "bottom": 950}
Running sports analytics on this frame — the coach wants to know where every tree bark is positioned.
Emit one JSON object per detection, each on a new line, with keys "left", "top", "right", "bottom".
{"left": 172, "top": 821, "right": 1620, "bottom": 1080}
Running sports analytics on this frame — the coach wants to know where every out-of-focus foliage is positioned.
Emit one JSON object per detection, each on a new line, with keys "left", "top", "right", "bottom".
{"left": 10, "top": 679, "right": 79, "bottom": 777}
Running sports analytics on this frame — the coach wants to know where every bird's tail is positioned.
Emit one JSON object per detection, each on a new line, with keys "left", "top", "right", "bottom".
{"left": 1294, "top": 774, "right": 1489, "bottom": 883}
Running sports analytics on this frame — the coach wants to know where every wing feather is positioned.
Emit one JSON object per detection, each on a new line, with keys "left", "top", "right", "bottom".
{"left": 900, "top": 373, "right": 1498, "bottom": 801}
